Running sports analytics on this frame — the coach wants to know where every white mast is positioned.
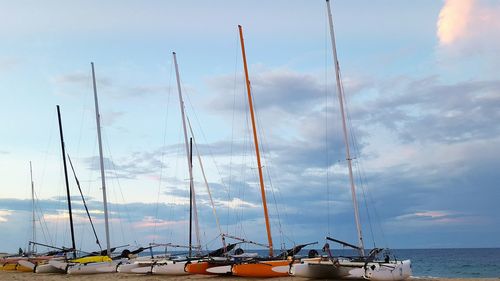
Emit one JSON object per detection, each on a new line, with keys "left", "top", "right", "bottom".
{"left": 30, "top": 161, "right": 36, "bottom": 254}
{"left": 326, "top": 0, "right": 365, "bottom": 256}
{"left": 172, "top": 52, "right": 201, "bottom": 254}
{"left": 91, "top": 62, "right": 111, "bottom": 257}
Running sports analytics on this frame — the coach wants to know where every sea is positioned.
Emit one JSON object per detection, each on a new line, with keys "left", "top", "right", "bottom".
{"left": 146, "top": 247, "right": 500, "bottom": 278}
{"left": 382, "top": 248, "right": 500, "bottom": 278}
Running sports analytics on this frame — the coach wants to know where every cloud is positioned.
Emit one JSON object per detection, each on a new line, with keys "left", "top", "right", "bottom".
{"left": 83, "top": 154, "right": 163, "bottom": 179}
{"left": 206, "top": 67, "right": 371, "bottom": 116}
{"left": 200, "top": 63, "right": 500, "bottom": 247}
{"left": 43, "top": 211, "right": 89, "bottom": 224}
{"left": 0, "top": 58, "right": 18, "bottom": 72}
{"left": 395, "top": 210, "right": 462, "bottom": 224}
{"left": 133, "top": 216, "right": 186, "bottom": 229}
{"left": 437, "top": 0, "right": 474, "bottom": 45}
{"left": 215, "top": 197, "right": 259, "bottom": 209}
{"left": 51, "top": 70, "right": 166, "bottom": 101}
{"left": 365, "top": 76, "right": 500, "bottom": 144}
{"left": 207, "top": 68, "right": 323, "bottom": 113}
{"left": 52, "top": 71, "right": 111, "bottom": 88}
{"left": 0, "top": 210, "right": 13, "bottom": 223}
{"left": 437, "top": 0, "right": 500, "bottom": 53}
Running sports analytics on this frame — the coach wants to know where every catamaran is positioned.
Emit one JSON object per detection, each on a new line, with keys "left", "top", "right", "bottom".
{"left": 0, "top": 162, "right": 62, "bottom": 273}
{"left": 8, "top": 111, "right": 88, "bottom": 274}
{"left": 290, "top": 1, "right": 412, "bottom": 280}
{"left": 48, "top": 63, "right": 127, "bottom": 274}
{"left": 200, "top": 25, "right": 312, "bottom": 278}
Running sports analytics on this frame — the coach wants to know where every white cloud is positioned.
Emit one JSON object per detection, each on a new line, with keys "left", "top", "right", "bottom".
{"left": 215, "top": 198, "right": 259, "bottom": 209}
{"left": 133, "top": 216, "right": 186, "bottom": 229}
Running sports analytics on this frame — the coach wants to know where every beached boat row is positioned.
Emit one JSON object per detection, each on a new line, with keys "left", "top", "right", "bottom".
{"left": 1, "top": 1, "right": 411, "bottom": 280}
{"left": 1, "top": 250, "right": 411, "bottom": 280}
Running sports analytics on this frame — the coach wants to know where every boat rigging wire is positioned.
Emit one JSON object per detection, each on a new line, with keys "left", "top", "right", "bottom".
{"left": 154, "top": 56, "right": 174, "bottom": 241}
{"left": 67, "top": 154, "right": 102, "bottom": 251}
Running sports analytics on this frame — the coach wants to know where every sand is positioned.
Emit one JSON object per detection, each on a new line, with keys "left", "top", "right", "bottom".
{"left": 0, "top": 271, "right": 498, "bottom": 281}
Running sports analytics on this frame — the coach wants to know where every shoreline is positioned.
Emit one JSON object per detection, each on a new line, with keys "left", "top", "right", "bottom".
{"left": 0, "top": 272, "right": 498, "bottom": 281}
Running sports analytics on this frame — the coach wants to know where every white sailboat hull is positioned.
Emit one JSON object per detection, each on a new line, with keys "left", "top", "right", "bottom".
{"left": 35, "top": 263, "right": 65, "bottom": 273}
{"left": 364, "top": 259, "right": 412, "bottom": 281}
{"left": 48, "top": 260, "right": 68, "bottom": 271}
{"left": 66, "top": 260, "right": 126, "bottom": 275}
{"left": 16, "top": 260, "right": 35, "bottom": 271}
{"left": 18, "top": 259, "right": 65, "bottom": 273}
{"left": 152, "top": 260, "right": 188, "bottom": 275}
{"left": 118, "top": 261, "right": 153, "bottom": 274}
{"left": 130, "top": 265, "right": 153, "bottom": 274}
{"left": 291, "top": 260, "right": 353, "bottom": 279}
{"left": 291, "top": 259, "right": 412, "bottom": 281}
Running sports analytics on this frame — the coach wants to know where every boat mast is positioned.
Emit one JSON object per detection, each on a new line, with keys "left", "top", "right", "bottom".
{"left": 238, "top": 25, "right": 274, "bottom": 257}
{"left": 172, "top": 52, "right": 201, "bottom": 256}
{"left": 91, "top": 62, "right": 111, "bottom": 257}
{"left": 326, "top": 0, "right": 365, "bottom": 256}
{"left": 189, "top": 137, "right": 193, "bottom": 257}
{"left": 56, "top": 105, "right": 77, "bottom": 258}
{"left": 29, "top": 161, "right": 36, "bottom": 254}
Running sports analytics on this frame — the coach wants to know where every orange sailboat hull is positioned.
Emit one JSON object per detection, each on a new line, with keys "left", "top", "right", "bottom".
{"left": 232, "top": 260, "right": 290, "bottom": 277}
{"left": 185, "top": 261, "right": 218, "bottom": 275}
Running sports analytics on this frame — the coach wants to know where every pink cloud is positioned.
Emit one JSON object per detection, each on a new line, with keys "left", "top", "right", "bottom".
{"left": 0, "top": 210, "right": 12, "bottom": 223}
{"left": 437, "top": 0, "right": 500, "bottom": 51}
{"left": 437, "top": 0, "right": 474, "bottom": 45}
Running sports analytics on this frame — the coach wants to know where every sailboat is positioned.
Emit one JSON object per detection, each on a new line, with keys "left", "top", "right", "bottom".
{"left": 200, "top": 25, "right": 305, "bottom": 278}
{"left": 21, "top": 105, "right": 126, "bottom": 274}
{"left": 5, "top": 112, "right": 92, "bottom": 274}
{"left": 17, "top": 107, "right": 78, "bottom": 274}
{"left": 0, "top": 162, "right": 59, "bottom": 272}
{"left": 49, "top": 63, "right": 124, "bottom": 274}
{"left": 290, "top": 1, "right": 412, "bottom": 280}
{"left": 118, "top": 53, "right": 232, "bottom": 275}
{"left": 150, "top": 52, "right": 203, "bottom": 276}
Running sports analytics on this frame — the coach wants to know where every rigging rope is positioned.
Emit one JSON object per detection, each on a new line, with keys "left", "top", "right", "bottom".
{"left": 252, "top": 89, "right": 288, "bottom": 250}
{"left": 154, "top": 57, "right": 174, "bottom": 242}
{"left": 323, "top": 1, "right": 332, "bottom": 237}
{"left": 67, "top": 154, "right": 102, "bottom": 251}
{"left": 186, "top": 117, "right": 226, "bottom": 248}
{"left": 228, "top": 31, "right": 241, "bottom": 236}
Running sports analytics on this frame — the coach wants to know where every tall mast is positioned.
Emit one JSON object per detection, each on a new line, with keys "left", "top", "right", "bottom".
{"left": 91, "top": 62, "right": 111, "bottom": 257}
{"left": 238, "top": 25, "right": 274, "bottom": 257}
{"left": 56, "top": 105, "right": 77, "bottom": 258}
{"left": 172, "top": 52, "right": 201, "bottom": 255}
{"left": 189, "top": 138, "right": 193, "bottom": 257}
{"left": 29, "top": 161, "right": 36, "bottom": 254}
{"left": 326, "top": 0, "right": 365, "bottom": 256}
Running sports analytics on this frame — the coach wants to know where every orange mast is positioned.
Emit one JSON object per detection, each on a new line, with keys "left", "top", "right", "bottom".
{"left": 238, "top": 25, "right": 274, "bottom": 257}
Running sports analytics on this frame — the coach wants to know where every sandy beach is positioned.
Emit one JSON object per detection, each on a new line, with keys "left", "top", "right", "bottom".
{"left": 0, "top": 272, "right": 498, "bottom": 281}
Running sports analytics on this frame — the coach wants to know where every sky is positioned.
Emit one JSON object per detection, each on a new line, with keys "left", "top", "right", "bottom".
{"left": 1, "top": 0, "right": 499, "bottom": 254}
